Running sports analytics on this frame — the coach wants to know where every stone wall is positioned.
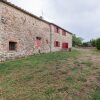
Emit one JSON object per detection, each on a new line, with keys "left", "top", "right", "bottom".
{"left": 0, "top": 1, "right": 72, "bottom": 61}
{"left": 0, "top": 2, "right": 51, "bottom": 61}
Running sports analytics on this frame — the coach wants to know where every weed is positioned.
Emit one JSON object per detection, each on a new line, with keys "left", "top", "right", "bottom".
{"left": 45, "top": 87, "right": 55, "bottom": 96}
{"left": 92, "top": 86, "right": 100, "bottom": 100}
{"left": 77, "top": 76, "right": 87, "bottom": 82}
{"left": 21, "top": 75, "right": 33, "bottom": 81}
{"left": 81, "top": 61, "right": 92, "bottom": 67}
{"left": 66, "top": 76, "right": 74, "bottom": 83}
{"left": 58, "top": 86, "right": 69, "bottom": 92}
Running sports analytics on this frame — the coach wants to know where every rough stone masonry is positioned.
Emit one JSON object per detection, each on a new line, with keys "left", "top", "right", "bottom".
{"left": 0, "top": 0, "right": 72, "bottom": 61}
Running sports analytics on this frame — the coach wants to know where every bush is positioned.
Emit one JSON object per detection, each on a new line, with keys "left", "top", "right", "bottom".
{"left": 90, "top": 39, "right": 96, "bottom": 47}
{"left": 96, "top": 38, "right": 100, "bottom": 50}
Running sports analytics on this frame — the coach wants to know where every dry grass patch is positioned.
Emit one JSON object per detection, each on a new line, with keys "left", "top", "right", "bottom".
{"left": 0, "top": 49, "right": 100, "bottom": 100}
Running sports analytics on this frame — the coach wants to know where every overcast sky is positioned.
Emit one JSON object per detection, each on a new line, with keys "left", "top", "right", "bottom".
{"left": 8, "top": 0, "right": 100, "bottom": 41}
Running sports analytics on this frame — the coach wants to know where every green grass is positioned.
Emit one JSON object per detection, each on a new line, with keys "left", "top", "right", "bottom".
{"left": 0, "top": 50, "right": 79, "bottom": 74}
{"left": 92, "top": 86, "right": 100, "bottom": 100}
{"left": 81, "top": 61, "right": 92, "bottom": 67}
{"left": 92, "top": 49, "right": 100, "bottom": 55}
{"left": 45, "top": 87, "right": 56, "bottom": 96}
{"left": 66, "top": 76, "right": 74, "bottom": 83}
{"left": 0, "top": 49, "right": 100, "bottom": 100}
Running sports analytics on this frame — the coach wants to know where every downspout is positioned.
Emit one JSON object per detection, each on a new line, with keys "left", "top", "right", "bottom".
{"left": 49, "top": 24, "right": 52, "bottom": 52}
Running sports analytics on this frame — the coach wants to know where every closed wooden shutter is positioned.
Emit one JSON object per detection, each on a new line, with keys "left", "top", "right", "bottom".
{"left": 54, "top": 41, "right": 56, "bottom": 47}
{"left": 58, "top": 42, "right": 59, "bottom": 47}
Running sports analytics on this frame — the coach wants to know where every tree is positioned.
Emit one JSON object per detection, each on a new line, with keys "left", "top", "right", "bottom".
{"left": 72, "top": 34, "right": 77, "bottom": 47}
{"left": 82, "top": 42, "right": 89, "bottom": 47}
{"left": 72, "top": 34, "right": 83, "bottom": 47}
{"left": 96, "top": 38, "right": 100, "bottom": 50}
{"left": 90, "top": 39, "right": 96, "bottom": 47}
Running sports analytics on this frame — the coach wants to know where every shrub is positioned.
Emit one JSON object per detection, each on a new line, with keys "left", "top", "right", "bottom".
{"left": 90, "top": 39, "right": 96, "bottom": 47}
{"left": 96, "top": 38, "right": 100, "bottom": 50}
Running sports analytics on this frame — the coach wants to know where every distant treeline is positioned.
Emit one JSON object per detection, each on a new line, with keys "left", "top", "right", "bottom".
{"left": 72, "top": 34, "right": 100, "bottom": 50}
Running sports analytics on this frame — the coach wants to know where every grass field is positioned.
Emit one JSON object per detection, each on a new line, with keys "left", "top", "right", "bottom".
{"left": 0, "top": 48, "right": 100, "bottom": 100}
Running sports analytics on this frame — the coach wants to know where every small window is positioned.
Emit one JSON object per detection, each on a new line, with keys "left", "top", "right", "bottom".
{"left": 56, "top": 27, "right": 59, "bottom": 33}
{"left": 54, "top": 26, "right": 60, "bottom": 33}
{"left": 62, "top": 30, "right": 66, "bottom": 36}
{"left": 9, "top": 42, "right": 17, "bottom": 51}
{"left": 54, "top": 41, "right": 60, "bottom": 47}
{"left": 56, "top": 41, "right": 59, "bottom": 47}
{"left": 46, "top": 40, "right": 48, "bottom": 44}
{"left": 36, "top": 37, "right": 41, "bottom": 40}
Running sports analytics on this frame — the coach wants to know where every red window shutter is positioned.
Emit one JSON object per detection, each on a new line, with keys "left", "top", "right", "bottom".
{"left": 54, "top": 26, "right": 57, "bottom": 33}
{"left": 64, "top": 32, "right": 66, "bottom": 36}
{"left": 57, "top": 28, "right": 59, "bottom": 33}
{"left": 62, "top": 30, "right": 64, "bottom": 35}
{"left": 54, "top": 26, "right": 55, "bottom": 32}
{"left": 54, "top": 41, "right": 56, "bottom": 47}
{"left": 58, "top": 42, "right": 60, "bottom": 47}
{"left": 58, "top": 29, "right": 60, "bottom": 34}
{"left": 62, "top": 30, "right": 66, "bottom": 36}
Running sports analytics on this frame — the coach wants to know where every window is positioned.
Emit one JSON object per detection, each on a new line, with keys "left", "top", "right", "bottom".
{"left": 46, "top": 40, "right": 48, "bottom": 44}
{"left": 9, "top": 42, "right": 17, "bottom": 51}
{"left": 56, "top": 27, "right": 59, "bottom": 33}
{"left": 36, "top": 37, "right": 41, "bottom": 40}
{"left": 62, "top": 30, "right": 66, "bottom": 36}
{"left": 54, "top": 26, "right": 60, "bottom": 33}
{"left": 54, "top": 41, "right": 60, "bottom": 47}
{"left": 35, "top": 37, "right": 42, "bottom": 49}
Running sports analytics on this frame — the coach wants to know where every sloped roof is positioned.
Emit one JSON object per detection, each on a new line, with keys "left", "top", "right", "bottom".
{"left": 1, "top": 0, "right": 73, "bottom": 35}
{"left": 51, "top": 23, "right": 73, "bottom": 35}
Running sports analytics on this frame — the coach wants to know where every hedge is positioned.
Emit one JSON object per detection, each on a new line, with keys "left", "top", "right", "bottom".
{"left": 96, "top": 38, "right": 100, "bottom": 50}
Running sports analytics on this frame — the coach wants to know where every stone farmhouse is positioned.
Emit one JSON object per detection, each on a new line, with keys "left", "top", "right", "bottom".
{"left": 0, "top": 0, "right": 72, "bottom": 61}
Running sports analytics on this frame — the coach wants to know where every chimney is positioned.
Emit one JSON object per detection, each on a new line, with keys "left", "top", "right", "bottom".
{"left": 40, "top": 16, "right": 43, "bottom": 19}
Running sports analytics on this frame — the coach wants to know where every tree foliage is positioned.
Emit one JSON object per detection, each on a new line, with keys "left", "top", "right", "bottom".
{"left": 82, "top": 42, "right": 89, "bottom": 47}
{"left": 90, "top": 39, "right": 96, "bottom": 47}
{"left": 72, "top": 34, "right": 83, "bottom": 47}
{"left": 96, "top": 38, "right": 100, "bottom": 50}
